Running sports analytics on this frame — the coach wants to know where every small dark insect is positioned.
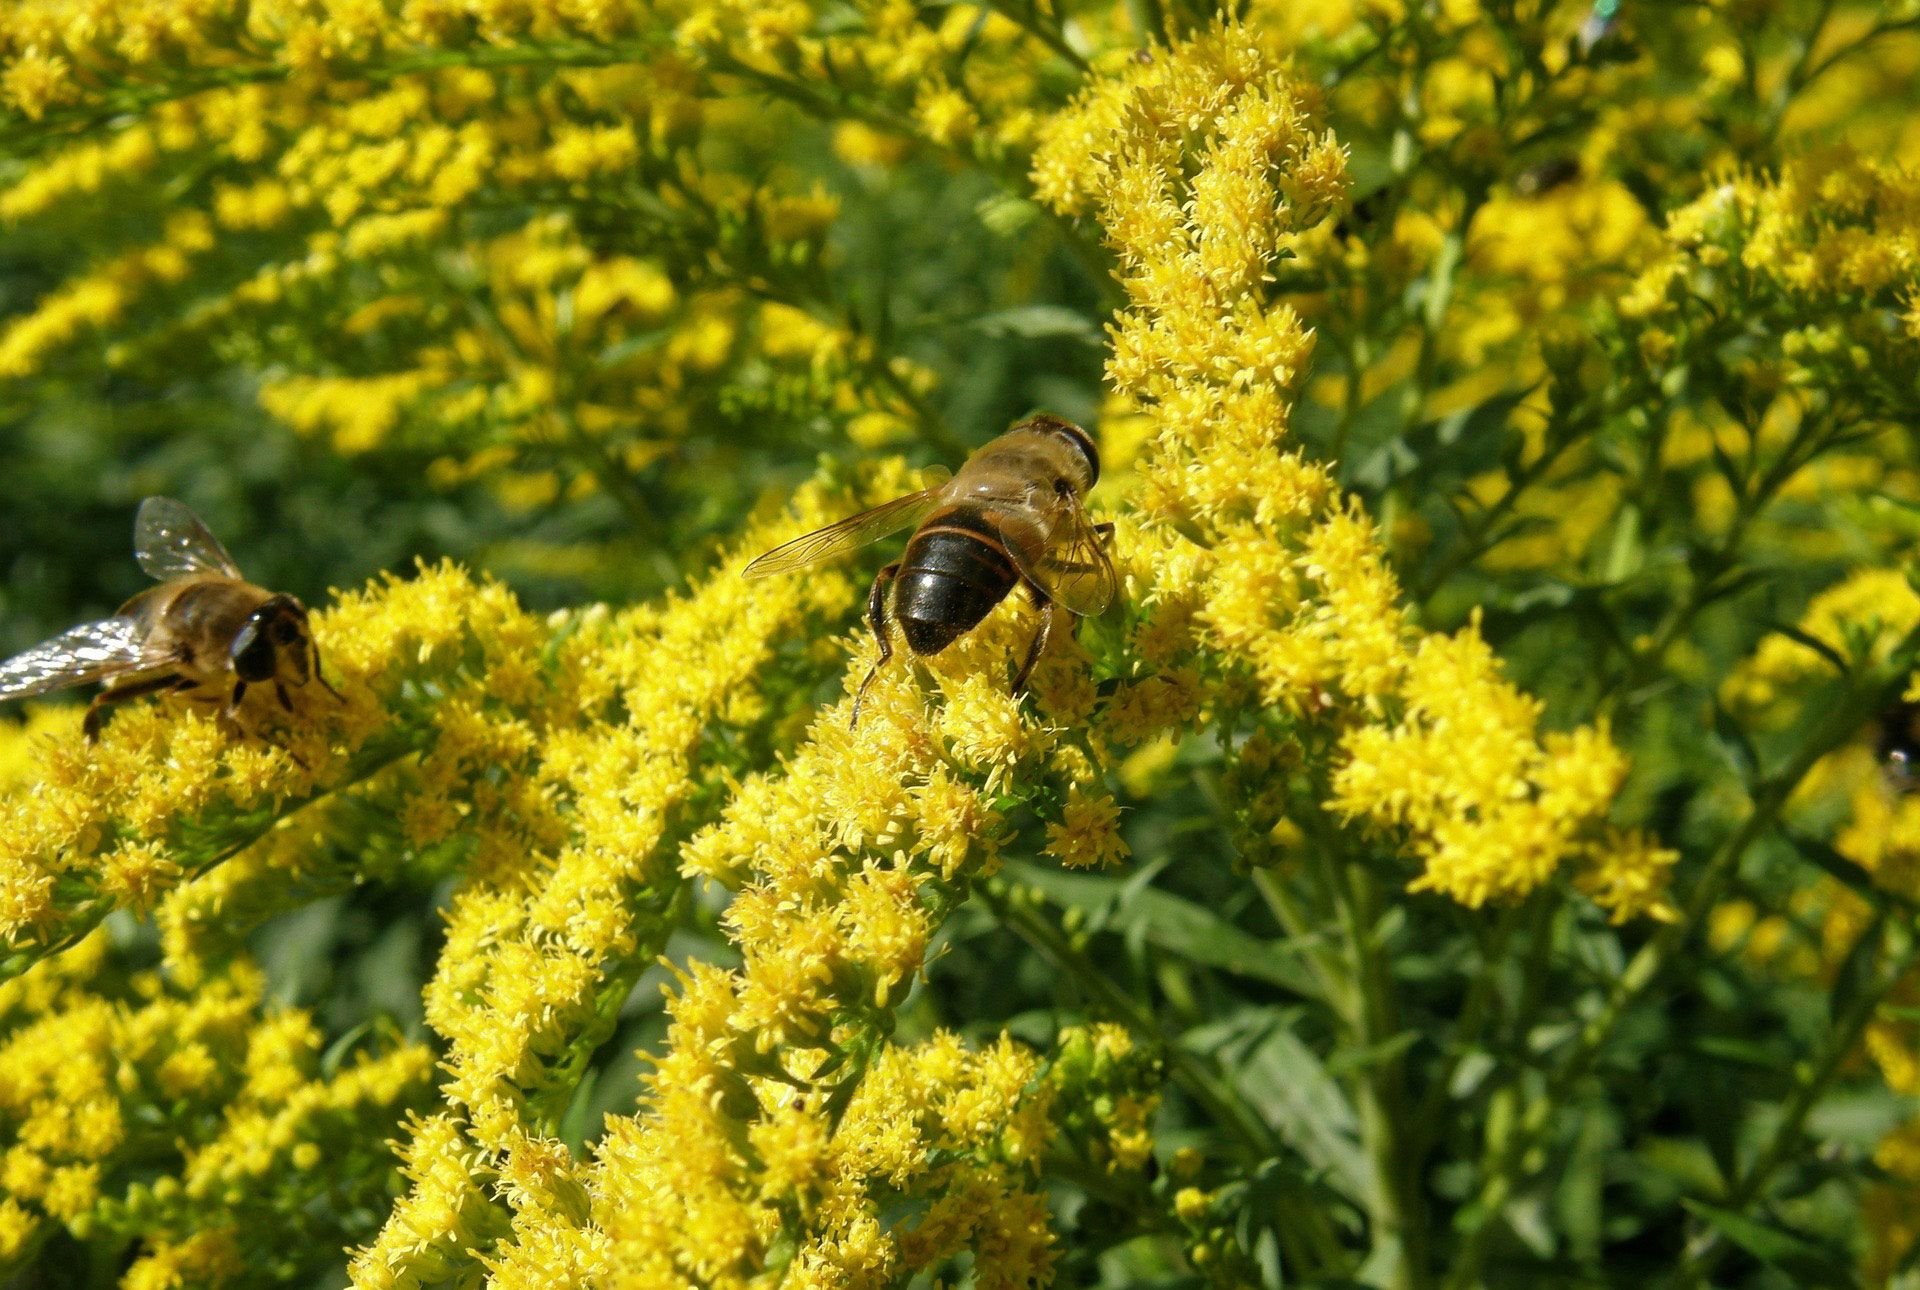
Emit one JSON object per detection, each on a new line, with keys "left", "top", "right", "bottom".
{"left": 744, "top": 415, "right": 1117, "bottom": 725}
{"left": 1514, "top": 156, "right": 1582, "bottom": 197}
{"left": 1878, "top": 698, "right": 1920, "bottom": 792}
{"left": 1331, "top": 186, "right": 1391, "bottom": 242}
{"left": 0, "top": 497, "right": 340, "bottom": 741}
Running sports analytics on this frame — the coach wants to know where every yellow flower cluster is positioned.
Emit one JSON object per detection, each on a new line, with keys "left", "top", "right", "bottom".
{"left": 0, "top": 932, "right": 431, "bottom": 1280}
{"left": 1622, "top": 149, "right": 1920, "bottom": 401}
{"left": 1724, "top": 569, "right": 1920, "bottom": 719}
{"left": 349, "top": 483, "right": 885, "bottom": 1284}
{"left": 1332, "top": 626, "right": 1675, "bottom": 919}
{"left": 1034, "top": 22, "right": 1668, "bottom": 919}
{"left": 577, "top": 1030, "right": 1059, "bottom": 1287}
{"left": 443, "top": 553, "right": 1135, "bottom": 1282}
{"left": 0, "top": 0, "right": 1089, "bottom": 513}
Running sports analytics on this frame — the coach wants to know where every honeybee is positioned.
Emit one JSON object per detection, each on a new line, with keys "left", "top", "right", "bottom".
{"left": 745, "top": 414, "right": 1117, "bottom": 724}
{"left": 0, "top": 497, "right": 338, "bottom": 740}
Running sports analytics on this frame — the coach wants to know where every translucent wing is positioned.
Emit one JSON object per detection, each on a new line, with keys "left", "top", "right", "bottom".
{"left": 133, "top": 496, "right": 242, "bottom": 582}
{"left": 0, "top": 619, "right": 149, "bottom": 701}
{"left": 743, "top": 489, "right": 944, "bottom": 579}
{"left": 1010, "top": 501, "right": 1117, "bottom": 618}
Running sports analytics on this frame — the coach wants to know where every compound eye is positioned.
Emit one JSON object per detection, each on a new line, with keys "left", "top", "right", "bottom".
{"left": 231, "top": 622, "right": 276, "bottom": 682}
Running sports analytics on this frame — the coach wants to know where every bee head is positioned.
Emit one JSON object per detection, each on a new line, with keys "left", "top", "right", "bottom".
{"left": 232, "top": 595, "right": 312, "bottom": 683}
{"left": 1018, "top": 414, "right": 1100, "bottom": 489}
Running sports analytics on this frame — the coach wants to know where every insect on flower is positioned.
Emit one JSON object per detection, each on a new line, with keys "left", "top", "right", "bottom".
{"left": 744, "top": 414, "right": 1117, "bottom": 725}
{"left": 0, "top": 497, "right": 340, "bottom": 740}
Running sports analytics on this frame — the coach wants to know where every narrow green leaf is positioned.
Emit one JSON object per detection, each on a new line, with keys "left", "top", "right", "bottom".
{"left": 1006, "top": 861, "right": 1320, "bottom": 997}
{"left": 1324, "top": 1029, "right": 1419, "bottom": 1077}
{"left": 967, "top": 305, "right": 1103, "bottom": 344}
{"left": 1680, "top": 1200, "right": 1853, "bottom": 1281}
{"left": 1186, "top": 1010, "right": 1373, "bottom": 1198}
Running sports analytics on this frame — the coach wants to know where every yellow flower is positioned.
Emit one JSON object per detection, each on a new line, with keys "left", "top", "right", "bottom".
{"left": 0, "top": 49, "right": 73, "bottom": 120}
{"left": 1044, "top": 785, "right": 1130, "bottom": 869}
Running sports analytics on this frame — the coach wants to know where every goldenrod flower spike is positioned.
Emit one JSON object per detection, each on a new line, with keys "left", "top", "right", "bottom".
{"left": 1033, "top": 21, "right": 1671, "bottom": 921}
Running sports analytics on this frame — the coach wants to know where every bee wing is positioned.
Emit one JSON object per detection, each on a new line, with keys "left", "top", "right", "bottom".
{"left": 742, "top": 489, "right": 944, "bottom": 579}
{"left": 1010, "top": 499, "right": 1117, "bottom": 618}
{"left": 133, "top": 496, "right": 243, "bottom": 582}
{"left": 0, "top": 619, "right": 150, "bottom": 701}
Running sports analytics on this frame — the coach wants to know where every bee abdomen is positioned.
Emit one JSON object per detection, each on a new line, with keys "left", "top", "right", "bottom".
{"left": 895, "top": 510, "right": 1020, "bottom": 656}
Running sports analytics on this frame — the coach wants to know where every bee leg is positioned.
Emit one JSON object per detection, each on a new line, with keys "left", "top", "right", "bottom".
{"left": 83, "top": 673, "right": 188, "bottom": 742}
{"left": 1093, "top": 521, "right": 1115, "bottom": 542}
{"left": 311, "top": 645, "right": 344, "bottom": 701}
{"left": 274, "top": 681, "right": 294, "bottom": 712}
{"left": 1010, "top": 593, "right": 1057, "bottom": 698}
{"left": 225, "top": 681, "right": 248, "bottom": 721}
{"left": 850, "top": 563, "right": 900, "bottom": 730}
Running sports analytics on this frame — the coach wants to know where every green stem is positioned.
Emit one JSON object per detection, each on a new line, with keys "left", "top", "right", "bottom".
{"left": 703, "top": 53, "right": 1123, "bottom": 317}
{"left": 1333, "top": 861, "right": 1432, "bottom": 1290}
{"left": 983, "top": 880, "right": 1277, "bottom": 1155}
{"left": 1411, "top": 425, "right": 1583, "bottom": 605}
{"left": 1596, "top": 411, "right": 1836, "bottom": 717}
{"left": 981, "top": 0, "right": 1091, "bottom": 72}
{"left": 1250, "top": 865, "right": 1351, "bottom": 1002}
{"left": 1411, "top": 899, "right": 1528, "bottom": 1143}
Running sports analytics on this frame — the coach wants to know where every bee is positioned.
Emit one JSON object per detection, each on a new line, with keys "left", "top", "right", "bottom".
{"left": 0, "top": 497, "right": 338, "bottom": 741}
{"left": 1878, "top": 698, "right": 1920, "bottom": 793}
{"left": 745, "top": 414, "right": 1117, "bottom": 725}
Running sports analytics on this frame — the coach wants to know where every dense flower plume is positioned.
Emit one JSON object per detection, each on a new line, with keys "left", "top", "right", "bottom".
{"left": 2, "top": 1, "right": 1919, "bottom": 1287}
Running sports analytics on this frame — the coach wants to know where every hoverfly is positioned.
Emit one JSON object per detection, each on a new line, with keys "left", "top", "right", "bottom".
{"left": 0, "top": 497, "right": 338, "bottom": 740}
{"left": 745, "top": 414, "right": 1117, "bottom": 725}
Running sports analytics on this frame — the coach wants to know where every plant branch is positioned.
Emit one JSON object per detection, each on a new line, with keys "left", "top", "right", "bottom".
{"left": 1438, "top": 632, "right": 1920, "bottom": 1290}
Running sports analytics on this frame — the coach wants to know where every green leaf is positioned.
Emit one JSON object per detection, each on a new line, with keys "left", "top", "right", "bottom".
{"left": 319, "top": 1019, "right": 376, "bottom": 1079}
{"left": 1186, "top": 1010, "right": 1373, "bottom": 1198}
{"left": 966, "top": 305, "right": 1103, "bottom": 345}
{"left": 1689, "top": 1035, "right": 1779, "bottom": 1069}
{"left": 1324, "top": 1029, "right": 1419, "bottom": 1077}
{"left": 1348, "top": 385, "right": 1535, "bottom": 492}
{"left": 1006, "top": 861, "right": 1321, "bottom": 997}
{"left": 1827, "top": 907, "right": 1886, "bottom": 1024}
{"left": 1680, "top": 1200, "right": 1854, "bottom": 1281}
{"left": 558, "top": 1064, "right": 601, "bottom": 1152}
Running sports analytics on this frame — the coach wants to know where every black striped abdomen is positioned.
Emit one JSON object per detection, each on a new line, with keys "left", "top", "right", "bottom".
{"left": 895, "top": 508, "right": 1019, "bottom": 655}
